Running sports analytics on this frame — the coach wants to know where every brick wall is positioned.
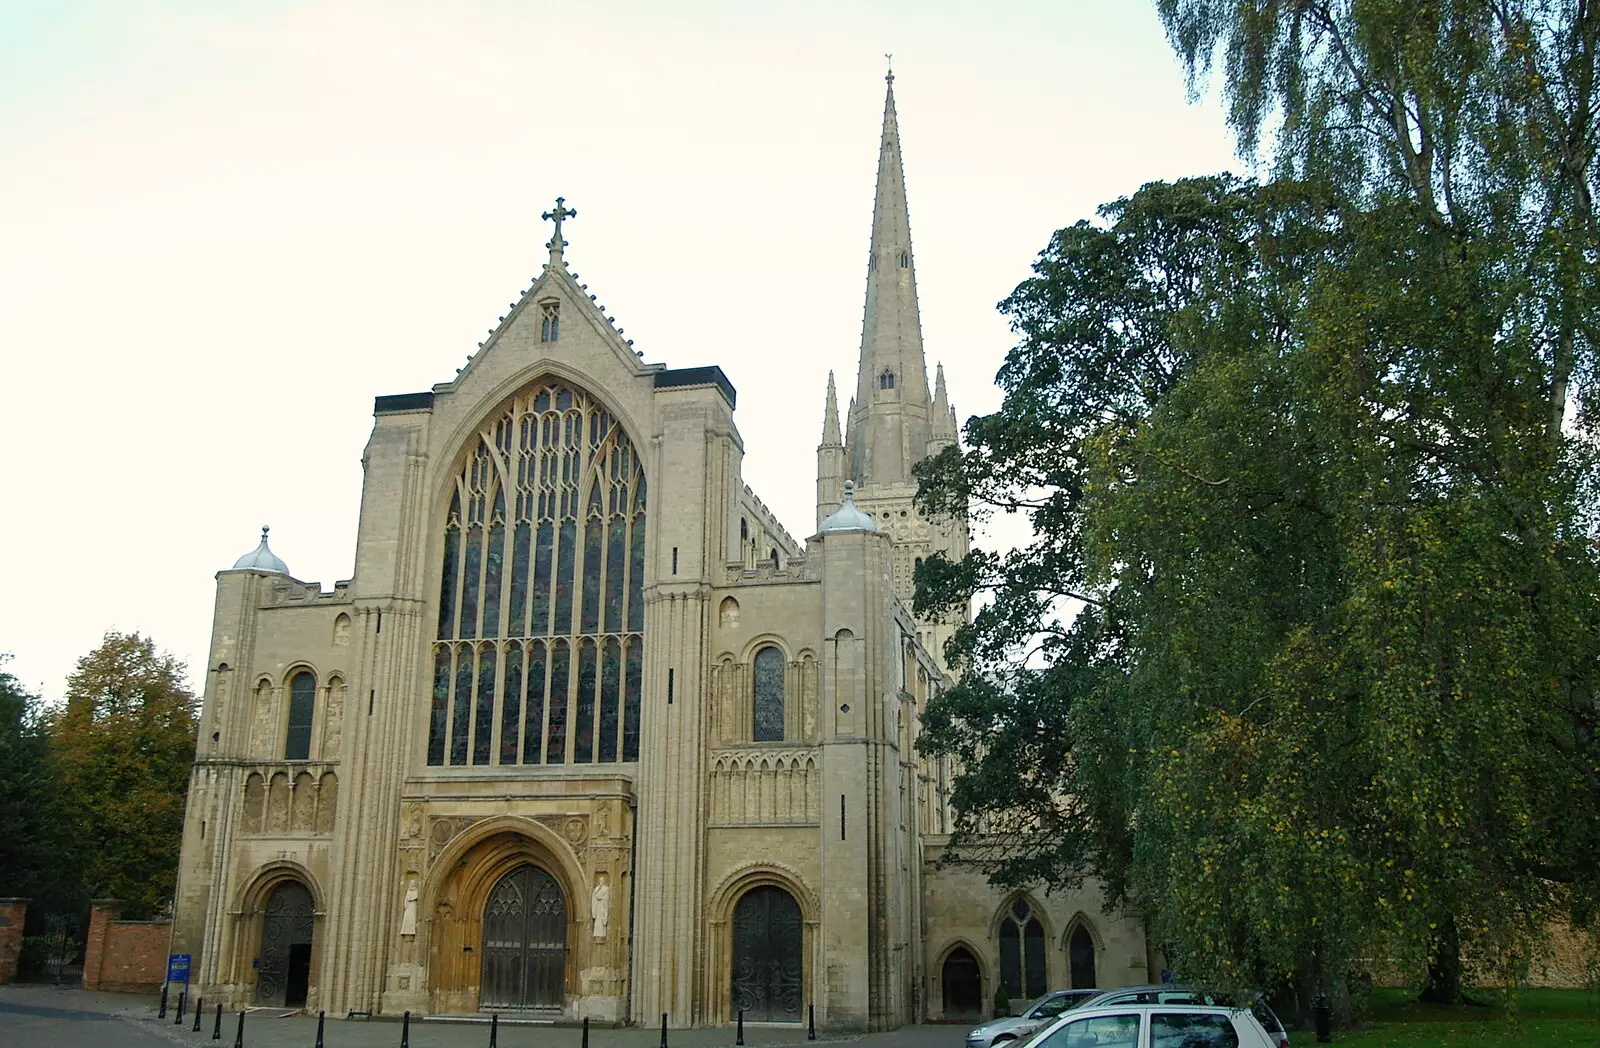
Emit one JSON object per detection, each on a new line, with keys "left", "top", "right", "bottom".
{"left": 0, "top": 899, "right": 25, "bottom": 985}
{"left": 83, "top": 900, "right": 171, "bottom": 994}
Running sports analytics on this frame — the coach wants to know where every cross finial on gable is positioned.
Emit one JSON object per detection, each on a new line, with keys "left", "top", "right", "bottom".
{"left": 542, "top": 196, "right": 577, "bottom": 267}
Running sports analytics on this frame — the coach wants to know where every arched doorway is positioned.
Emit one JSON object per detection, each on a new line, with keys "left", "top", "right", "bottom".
{"left": 731, "top": 885, "right": 803, "bottom": 1022}
{"left": 480, "top": 865, "right": 568, "bottom": 1010}
{"left": 941, "top": 946, "right": 983, "bottom": 1019}
{"left": 256, "top": 881, "right": 315, "bottom": 1007}
{"left": 1068, "top": 924, "right": 1097, "bottom": 989}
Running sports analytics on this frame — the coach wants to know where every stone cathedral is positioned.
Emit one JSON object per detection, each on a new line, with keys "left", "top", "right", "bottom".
{"left": 170, "top": 74, "right": 1154, "bottom": 1030}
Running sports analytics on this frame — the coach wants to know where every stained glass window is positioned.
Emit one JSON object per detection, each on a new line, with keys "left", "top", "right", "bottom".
{"left": 285, "top": 671, "right": 315, "bottom": 760}
{"left": 428, "top": 380, "right": 645, "bottom": 766}
{"left": 753, "top": 646, "right": 785, "bottom": 742}
{"left": 999, "top": 899, "right": 1048, "bottom": 1000}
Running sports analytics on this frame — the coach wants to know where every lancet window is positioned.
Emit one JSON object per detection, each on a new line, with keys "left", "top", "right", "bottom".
{"left": 753, "top": 645, "right": 785, "bottom": 742}
{"left": 285, "top": 671, "right": 315, "bottom": 760}
{"left": 539, "top": 301, "right": 560, "bottom": 343}
{"left": 999, "top": 897, "right": 1047, "bottom": 1000}
{"left": 429, "top": 379, "right": 645, "bottom": 767}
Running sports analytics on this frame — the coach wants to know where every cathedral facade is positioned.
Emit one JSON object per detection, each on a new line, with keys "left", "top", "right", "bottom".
{"left": 169, "top": 75, "right": 1153, "bottom": 1030}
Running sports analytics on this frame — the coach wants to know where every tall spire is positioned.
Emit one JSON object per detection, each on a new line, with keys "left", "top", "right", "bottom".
{"left": 848, "top": 68, "right": 932, "bottom": 485}
{"left": 822, "top": 370, "right": 842, "bottom": 445}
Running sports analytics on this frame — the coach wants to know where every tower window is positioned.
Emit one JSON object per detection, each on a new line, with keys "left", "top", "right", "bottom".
{"left": 899, "top": 250, "right": 909, "bottom": 268}
{"left": 879, "top": 370, "right": 896, "bottom": 390}
{"left": 539, "top": 301, "right": 560, "bottom": 342}
{"left": 284, "top": 671, "right": 315, "bottom": 760}
{"left": 753, "top": 645, "right": 785, "bottom": 742}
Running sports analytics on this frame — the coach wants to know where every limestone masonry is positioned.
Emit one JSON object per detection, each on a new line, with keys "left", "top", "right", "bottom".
{"left": 169, "top": 74, "right": 1153, "bottom": 1030}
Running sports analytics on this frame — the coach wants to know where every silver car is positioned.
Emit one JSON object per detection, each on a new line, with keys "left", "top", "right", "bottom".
{"left": 1015, "top": 1001, "right": 1280, "bottom": 1048}
{"left": 965, "top": 989, "right": 1099, "bottom": 1047}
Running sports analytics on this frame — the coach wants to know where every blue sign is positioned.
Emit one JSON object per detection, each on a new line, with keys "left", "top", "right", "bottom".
{"left": 167, "top": 954, "right": 191, "bottom": 984}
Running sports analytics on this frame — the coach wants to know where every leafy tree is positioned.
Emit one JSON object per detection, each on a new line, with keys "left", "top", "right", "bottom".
{"left": 47, "top": 632, "right": 198, "bottom": 918}
{"left": 0, "top": 656, "right": 68, "bottom": 903}
{"left": 915, "top": 159, "right": 1600, "bottom": 1019}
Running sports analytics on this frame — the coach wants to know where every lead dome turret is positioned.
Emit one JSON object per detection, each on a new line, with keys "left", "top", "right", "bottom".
{"left": 231, "top": 525, "right": 290, "bottom": 574}
{"left": 820, "top": 481, "right": 875, "bottom": 533}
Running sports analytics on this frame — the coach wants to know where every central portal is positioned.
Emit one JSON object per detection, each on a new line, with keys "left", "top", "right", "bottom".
{"left": 480, "top": 864, "right": 568, "bottom": 1010}
{"left": 731, "top": 885, "right": 803, "bottom": 1022}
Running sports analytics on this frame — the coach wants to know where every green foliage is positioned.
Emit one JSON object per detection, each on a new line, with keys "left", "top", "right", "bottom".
{"left": 0, "top": 657, "right": 68, "bottom": 902}
{"left": 994, "top": 983, "right": 1012, "bottom": 1017}
{"left": 915, "top": 138, "right": 1599, "bottom": 1006}
{"left": 46, "top": 631, "right": 197, "bottom": 919}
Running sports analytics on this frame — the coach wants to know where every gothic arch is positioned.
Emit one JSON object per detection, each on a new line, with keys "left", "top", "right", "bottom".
{"left": 992, "top": 892, "right": 1053, "bottom": 1003}
{"left": 431, "top": 365, "right": 649, "bottom": 520}
{"left": 419, "top": 815, "right": 593, "bottom": 1013}
{"left": 1061, "top": 912, "right": 1103, "bottom": 989}
{"left": 989, "top": 891, "right": 1054, "bottom": 943}
{"left": 933, "top": 937, "right": 990, "bottom": 1020}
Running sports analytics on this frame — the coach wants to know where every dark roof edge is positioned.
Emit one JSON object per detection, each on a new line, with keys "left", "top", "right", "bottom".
{"left": 653, "top": 366, "right": 736, "bottom": 408}
{"left": 374, "top": 392, "right": 436, "bottom": 414}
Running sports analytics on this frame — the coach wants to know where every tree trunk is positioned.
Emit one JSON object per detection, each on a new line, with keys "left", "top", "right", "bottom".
{"left": 1418, "top": 918, "right": 1464, "bottom": 1005}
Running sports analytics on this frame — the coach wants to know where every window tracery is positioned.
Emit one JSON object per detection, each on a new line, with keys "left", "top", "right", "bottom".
{"left": 998, "top": 897, "right": 1047, "bottom": 1000}
{"left": 879, "top": 370, "right": 896, "bottom": 390}
{"left": 539, "top": 301, "right": 560, "bottom": 342}
{"left": 429, "top": 379, "right": 645, "bottom": 767}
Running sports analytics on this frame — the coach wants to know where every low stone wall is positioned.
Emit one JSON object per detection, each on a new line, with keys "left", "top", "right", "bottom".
{"left": 83, "top": 900, "right": 171, "bottom": 994}
{"left": 0, "top": 899, "right": 25, "bottom": 985}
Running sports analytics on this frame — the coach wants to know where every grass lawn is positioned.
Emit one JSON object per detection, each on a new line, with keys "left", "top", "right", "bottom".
{"left": 1288, "top": 988, "right": 1600, "bottom": 1047}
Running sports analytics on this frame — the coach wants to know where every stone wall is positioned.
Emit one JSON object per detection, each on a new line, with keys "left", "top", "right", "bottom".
{"left": 0, "top": 899, "right": 25, "bottom": 985}
{"left": 83, "top": 901, "right": 171, "bottom": 993}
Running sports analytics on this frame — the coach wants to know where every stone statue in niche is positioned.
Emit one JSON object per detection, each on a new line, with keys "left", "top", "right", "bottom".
{"left": 591, "top": 874, "right": 610, "bottom": 942}
{"left": 400, "top": 879, "right": 419, "bottom": 937}
{"left": 596, "top": 804, "right": 610, "bottom": 838}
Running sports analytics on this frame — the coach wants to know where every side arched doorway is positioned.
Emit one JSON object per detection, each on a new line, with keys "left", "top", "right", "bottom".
{"left": 1068, "top": 924, "right": 1097, "bottom": 989}
{"left": 480, "top": 864, "right": 568, "bottom": 1011}
{"left": 941, "top": 947, "right": 983, "bottom": 1019}
{"left": 730, "top": 885, "right": 803, "bottom": 1022}
{"left": 256, "top": 881, "right": 315, "bottom": 1007}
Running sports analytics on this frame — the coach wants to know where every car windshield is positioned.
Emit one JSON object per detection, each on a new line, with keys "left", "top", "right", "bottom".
{"left": 1029, "top": 994, "right": 1073, "bottom": 1019}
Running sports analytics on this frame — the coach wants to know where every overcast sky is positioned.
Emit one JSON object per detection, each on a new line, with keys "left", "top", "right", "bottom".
{"left": 0, "top": 0, "right": 1240, "bottom": 700}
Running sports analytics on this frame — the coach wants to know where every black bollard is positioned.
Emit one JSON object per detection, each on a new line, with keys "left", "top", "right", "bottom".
{"left": 808, "top": 1003, "right": 816, "bottom": 1041}
{"left": 489, "top": 1012, "right": 498, "bottom": 1048}
{"left": 159, "top": 984, "right": 169, "bottom": 1019}
{"left": 315, "top": 1010, "right": 326, "bottom": 1048}
{"left": 176, "top": 990, "right": 187, "bottom": 1025}
{"left": 736, "top": 1008, "right": 744, "bottom": 1045}
{"left": 194, "top": 997, "right": 204, "bottom": 1031}
{"left": 1314, "top": 996, "right": 1332, "bottom": 1044}
{"left": 233, "top": 1009, "right": 245, "bottom": 1048}
{"left": 582, "top": 1016, "right": 590, "bottom": 1048}
{"left": 213, "top": 1002, "right": 223, "bottom": 1040}
{"left": 660, "top": 1011, "right": 668, "bottom": 1048}
{"left": 401, "top": 1009, "right": 411, "bottom": 1048}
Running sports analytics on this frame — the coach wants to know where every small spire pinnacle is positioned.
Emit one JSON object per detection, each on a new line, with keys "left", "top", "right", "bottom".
{"left": 541, "top": 196, "right": 577, "bottom": 267}
{"left": 822, "top": 371, "right": 842, "bottom": 445}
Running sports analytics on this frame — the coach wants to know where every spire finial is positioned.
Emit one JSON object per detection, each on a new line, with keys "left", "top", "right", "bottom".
{"left": 541, "top": 196, "right": 577, "bottom": 266}
{"left": 261, "top": 525, "right": 270, "bottom": 539}
{"left": 885, "top": 53, "right": 893, "bottom": 84}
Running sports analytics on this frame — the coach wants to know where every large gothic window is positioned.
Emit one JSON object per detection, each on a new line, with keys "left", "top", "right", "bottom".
{"left": 284, "top": 671, "right": 315, "bottom": 760}
{"left": 429, "top": 380, "right": 645, "bottom": 767}
{"left": 998, "top": 897, "right": 1047, "bottom": 1001}
{"left": 752, "top": 645, "right": 785, "bottom": 742}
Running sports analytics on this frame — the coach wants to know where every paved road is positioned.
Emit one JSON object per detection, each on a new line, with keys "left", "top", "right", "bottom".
{"left": 0, "top": 985, "right": 972, "bottom": 1048}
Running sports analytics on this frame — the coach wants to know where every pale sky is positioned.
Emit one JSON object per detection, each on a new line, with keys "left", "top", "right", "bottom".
{"left": 0, "top": 0, "right": 1239, "bottom": 700}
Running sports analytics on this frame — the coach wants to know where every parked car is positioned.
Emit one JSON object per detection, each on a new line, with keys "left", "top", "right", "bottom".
{"left": 1067, "top": 986, "right": 1289, "bottom": 1048}
{"left": 965, "top": 989, "right": 1100, "bottom": 1047}
{"left": 1015, "top": 1001, "right": 1281, "bottom": 1048}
